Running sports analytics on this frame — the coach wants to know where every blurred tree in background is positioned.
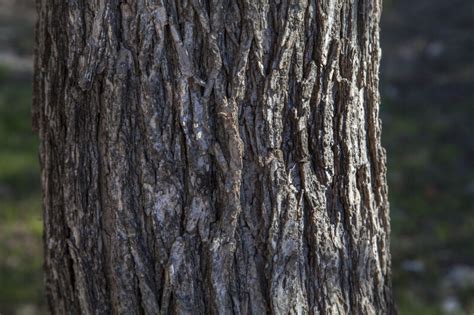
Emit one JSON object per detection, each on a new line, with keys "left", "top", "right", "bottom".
{"left": 0, "top": 0, "right": 472, "bottom": 314}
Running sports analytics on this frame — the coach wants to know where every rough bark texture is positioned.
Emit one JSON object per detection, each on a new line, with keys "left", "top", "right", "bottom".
{"left": 34, "top": 0, "right": 394, "bottom": 314}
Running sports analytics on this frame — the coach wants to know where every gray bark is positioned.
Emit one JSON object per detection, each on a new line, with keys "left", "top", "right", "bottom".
{"left": 33, "top": 0, "right": 394, "bottom": 314}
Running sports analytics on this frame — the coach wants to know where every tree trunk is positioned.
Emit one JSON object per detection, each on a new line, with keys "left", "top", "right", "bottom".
{"left": 33, "top": 0, "right": 394, "bottom": 314}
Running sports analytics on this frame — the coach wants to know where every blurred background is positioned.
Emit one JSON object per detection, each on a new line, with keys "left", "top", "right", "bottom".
{"left": 0, "top": 0, "right": 472, "bottom": 314}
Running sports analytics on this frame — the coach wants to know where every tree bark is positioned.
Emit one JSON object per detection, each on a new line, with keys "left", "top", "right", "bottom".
{"left": 33, "top": 0, "right": 394, "bottom": 314}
